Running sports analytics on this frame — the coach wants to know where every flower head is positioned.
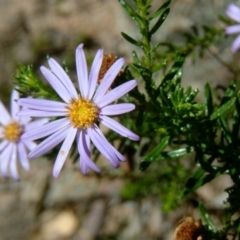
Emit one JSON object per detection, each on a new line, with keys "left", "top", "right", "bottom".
{"left": 225, "top": 3, "right": 240, "bottom": 52}
{"left": 0, "top": 90, "right": 47, "bottom": 180}
{"left": 18, "top": 43, "right": 139, "bottom": 178}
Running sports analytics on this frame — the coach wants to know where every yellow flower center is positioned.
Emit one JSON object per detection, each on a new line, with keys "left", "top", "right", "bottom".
{"left": 67, "top": 98, "right": 99, "bottom": 129}
{"left": 3, "top": 122, "right": 23, "bottom": 143}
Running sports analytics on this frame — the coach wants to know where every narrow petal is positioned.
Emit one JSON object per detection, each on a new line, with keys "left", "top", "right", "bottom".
{"left": 18, "top": 98, "right": 67, "bottom": 112}
{"left": 0, "top": 127, "right": 4, "bottom": 138}
{"left": 226, "top": 4, "right": 240, "bottom": 23}
{"left": 21, "top": 118, "right": 70, "bottom": 141}
{"left": 40, "top": 66, "right": 72, "bottom": 103}
{"left": 78, "top": 130, "right": 101, "bottom": 173}
{"left": 17, "top": 141, "right": 30, "bottom": 171}
{"left": 22, "top": 140, "right": 37, "bottom": 151}
{"left": 93, "top": 58, "right": 125, "bottom": 102}
{"left": 11, "top": 89, "right": 20, "bottom": 120}
{"left": 24, "top": 118, "right": 49, "bottom": 132}
{"left": 0, "top": 101, "right": 11, "bottom": 125}
{"left": 28, "top": 125, "right": 69, "bottom": 159}
{"left": 10, "top": 144, "right": 19, "bottom": 180}
{"left": 100, "top": 115, "right": 140, "bottom": 141}
{"left": 88, "top": 49, "right": 104, "bottom": 99}
{"left": 96, "top": 80, "right": 137, "bottom": 108}
{"left": 100, "top": 103, "right": 135, "bottom": 116}
{"left": 0, "top": 142, "right": 13, "bottom": 178}
{"left": 80, "top": 157, "right": 89, "bottom": 174}
{"left": 17, "top": 109, "right": 67, "bottom": 117}
{"left": 225, "top": 25, "right": 240, "bottom": 34}
{"left": 88, "top": 126, "right": 119, "bottom": 167}
{"left": 48, "top": 58, "right": 78, "bottom": 99}
{"left": 231, "top": 35, "right": 240, "bottom": 52}
{"left": 94, "top": 126, "right": 126, "bottom": 162}
{"left": 0, "top": 140, "right": 8, "bottom": 152}
{"left": 76, "top": 44, "right": 88, "bottom": 97}
{"left": 53, "top": 127, "right": 77, "bottom": 178}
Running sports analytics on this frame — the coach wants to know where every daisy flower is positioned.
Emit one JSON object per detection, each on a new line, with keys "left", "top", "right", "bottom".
{"left": 17, "top": 43, "right": 139, "bottom": 178}
{"left": 225, "top": 3, "right": 240, "bottom": 52}
{"left": 0, "top": 89, "right": 47, "bottom": 180}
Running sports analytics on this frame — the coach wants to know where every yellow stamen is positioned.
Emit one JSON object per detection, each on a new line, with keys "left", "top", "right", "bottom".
{"left": 3, "top": 122, "right": 23, "bottom": 143}
{"left": 67, "top": 98, "right": 99, "bottom": 129}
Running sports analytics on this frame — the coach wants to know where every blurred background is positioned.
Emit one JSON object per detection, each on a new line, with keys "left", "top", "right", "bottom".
{"left": 0, "top": 0, "right": 238, "bottom": 239}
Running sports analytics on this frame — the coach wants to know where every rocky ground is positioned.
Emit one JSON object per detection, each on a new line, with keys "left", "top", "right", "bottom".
{"left": 0, "top": 0, "right": 237, "bottom": 239}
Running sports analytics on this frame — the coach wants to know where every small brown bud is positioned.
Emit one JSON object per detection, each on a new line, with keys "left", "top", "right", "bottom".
{"left": 174, "top": 217, "right": 204, "bottom": 240}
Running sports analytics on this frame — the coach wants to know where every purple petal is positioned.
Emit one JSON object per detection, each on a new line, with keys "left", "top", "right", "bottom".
{"left": 40, "top": 66, "right": 72, "bottom": 103}
{"left": 0, "top": 127, "right": 4, "bottom": 139}
{"left": 53, "top": 127, "right": 77, "bottom": 178}
{"left": 76, "top": 44, "right": 88, "bottom": 98}
{"left": 225, "top": 25, "right": 240, "bottom": 34}
{"left": 100, "top": 115, "right": 139, "bottom": 141}
{"left": 18, "top": 98, "right": 67, "bottom": 112}
{"left": 226, "top": 4, "right": 240, "bottom": 23}
{"left": 93, "top": 58, "right": 125, "bottom": 103}
{"left": 0, "top": 142, "right": 13, "bottom": 178}
{"left": 0, "top": 101, "right": 11, "bottom": 125}
{"left": 10, "top": 144, "right": 19, "bottom": 180}
{"left": 22, "top": 140, "right": 37, "bottom": 151}
{"left": 28, "top": 125, "right": 70, "bottom": 159}
{"left": 11, "top": 89, "right": 20, "bottom": 120}
{"left": 96, "top": 80, "right": 137, "bottom": 108}
{"left": 24, "top": 118, "right": 49, "bottom": 132}
{"left": 22, "top": 118, "right": 69, "bottom": 141}
{"left": 17, "top": 109, "right": 67, "bottom": 117}
{"left": 78, "top": 130, "right": 101, "bottom": 173}
{"left": 17, "top": 141, "right": 30, "bottom": 171}
{"left": 231, "top": 34, "right": 240, "bottom": 52}
{"left": 88, "top": 49, "right": 104, "bottom": 99}
{"left": 100, "top": 103, "right": 135, "bottom": 116}
{"left": 48, "top": 58, "right": 78, "bottom": 99}
{"left": 94, "top": 125, "right": 126, "bottom": 162}
{"left": 88, "top": 125, "right": 119, "bottom": 167}
{"left": 0, "top": 140, "right": 8, "bottom": 152}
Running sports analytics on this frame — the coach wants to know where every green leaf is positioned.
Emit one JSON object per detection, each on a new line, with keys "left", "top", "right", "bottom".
{"left": 121, "top": 32, "right": 142, "bottom": 47}
{"left": 150, "top": 8, "right": 170, "bottom": 36}
{"left": 182, "top": 167, "right": 222, "bottom": 196}
{"left": 199, "top": 202, "right": 218, "bottom": 232}
{"left": 149, "top": 0, "right": 171, "bottom": 20}
{"left": 140, "top": 136, "right": 170, "bottom": 171}
{"left": 159, "top": 52, "right": 186, "bottom": 88}
{"left": 118, "top": 0, "right": 142, "bottom": 26}
{"left": 210, "top": 97, "right": 236, "bottom": 120}
{"left": 204, "top": 83, "right": 213, "bottom": 116}
{"left": 166, "top": 147, "right": 194, "bottom": 158}
{"left": 132, "top": 50, "right": 141, "bottom": 67}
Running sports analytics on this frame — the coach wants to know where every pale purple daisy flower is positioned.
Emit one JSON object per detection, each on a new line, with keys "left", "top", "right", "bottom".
{"left": 0, "top": 90, "right": 48, "bottom": 180}
{"left": 225, "top": 3, "right": 240, "bottom": 52}
{"left": 17, "top": 43, "right": 139, "bottom": 178}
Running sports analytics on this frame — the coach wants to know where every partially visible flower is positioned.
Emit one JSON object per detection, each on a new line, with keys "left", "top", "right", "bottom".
{"left": 225, "top": 3, "right": 240, "bottom": 52}
{"left": 18, "top": 43, "right": 139, "bottom": 178}
{"left": 0, "top": 90, "right": 48, "bottom": 180}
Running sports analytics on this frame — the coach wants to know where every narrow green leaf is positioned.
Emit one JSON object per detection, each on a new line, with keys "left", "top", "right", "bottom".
{"left": 121, "top": 32, "right": 142, "bottom": 47}
{"left": 166, "top": 147, "right": 194, "bottom": 158}
{"left": 204, "top": 83, "right": 213, "bottom": 116}
{"left": 182, "top": 168, "right": 222, "bottom": 197}
{"left": 118, "top": 0, "right": 142, "bottom": 26}
{"left": 139, "top": 136, "right": 170, "bottom": 171}
{"left": 150, "top": 8, "right": 170, "bottom": 36}
{"left": 210, "top": 97, "right": 236, "bottom": 120}
{"left": 199, "top": 203, "right": 218, "bottom": 232}
{"left": 149, "top": 0, "right": 171, "bottom": 20}
{"left": 132, "top": 50, "right": 141, "bottom": 66}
